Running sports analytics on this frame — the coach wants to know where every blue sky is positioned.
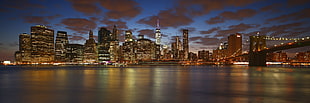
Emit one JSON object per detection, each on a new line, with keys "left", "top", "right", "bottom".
{"left": 1, "top": 0, "right": 310, "bottom": 61}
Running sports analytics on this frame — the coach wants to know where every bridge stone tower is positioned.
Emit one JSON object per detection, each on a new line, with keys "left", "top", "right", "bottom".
{"left": 249, "top": 35, "right": 267, "bottom": 66}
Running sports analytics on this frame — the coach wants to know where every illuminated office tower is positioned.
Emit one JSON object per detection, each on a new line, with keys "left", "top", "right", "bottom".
{"left": 183, "top": 29, "right": 189, "bottom": 60}
{"left": 227, "top": 33, "right": 242, "bottom": 57}
{"left": 55, "top": 31, "right": 68, "bottom": 62}
{"left": 98, "top": 27, "right": 112, "bottom": 63}
{"left": 110, "top": 25, "right": 120, "bottom": 62}
{"left": 121, "top": 30, "right": 136, "bottom": 63}
{"left": 155, "top": 19, "right": 161, "bottom": 45}
{"left": 30, "top": 25, "right": 55, "bottom": 63}
{"left": 84, "top": 30, "right": 97, "bottom": 63}
{"left": 125, "top": 30, "right": 133, "bottom": 42}
{"left": 15, "top": 33, "right": 32, "bottom": 63}
{"left": 136, "top": 35, "right": 158, "bottom": 61}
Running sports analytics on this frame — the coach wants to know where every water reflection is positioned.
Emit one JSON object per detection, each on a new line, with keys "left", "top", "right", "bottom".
{"left": 0, "top": 65, "right": 310, "bottom": 103}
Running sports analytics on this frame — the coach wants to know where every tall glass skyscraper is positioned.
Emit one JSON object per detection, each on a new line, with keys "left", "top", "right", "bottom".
{"left": 98, "top": 27, "right": 112, "bottom": 63}
{"left": 55, "top": 31, "right": 68, "bottom": 62}
{"left": 155, "top": 19, "right": 161, "bottom": 45}
{"left": 183, "top": 29, "right": 189, "bottom": 60}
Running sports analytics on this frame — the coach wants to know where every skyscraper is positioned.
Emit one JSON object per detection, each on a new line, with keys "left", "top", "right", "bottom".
{"left": 98, "top": 27, "right": 112, "bottom": 63}
{"left": 84, "top": 30, "right": 97, "bottom": 63}
{"left": 111, "top": 25, "right": 118, "bottom": 41}
{"left": 227, "top": 33, "right": 242, "bottom": 57}
{"left": 155, "top": 19, "right": 161, "bottom": 45}
{"left": 172, "top": 36, "right": 182, "bottom": 60}
{"left": 30, "top": 25, "right": 54, "bottom": 62}
{"left": 15, "top": 33, "right": 32, "bottom": 63}
{"left": 110, "top": 25, "right": 120, "bottom": 62}
{"left": 125, "top": 30, "right": 133, "bottom": 42}
{"left": 66, "top": 44, "right": 84, "bottom": 63}
{"left": 183, "top": 29, "right": 189, "bottom": 60}
{"left": 136, "top": 35, "right": 157, "bottom": 61}
{"left": 55, "top": 31, "right": 68, "bottom": 62}
{"left": 198, "top": 50, "right": 209, "bottom": 61}
{"left": 121, "top": 30, "right": 136, "bottom": 63}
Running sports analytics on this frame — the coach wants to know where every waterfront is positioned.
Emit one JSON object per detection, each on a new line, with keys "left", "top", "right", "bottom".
{"left": 0, "top": 65, "right": 310, "bottom": 103}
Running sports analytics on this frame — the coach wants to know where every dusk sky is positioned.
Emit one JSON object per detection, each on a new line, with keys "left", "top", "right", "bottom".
{"left": 1, "top": 0, "right": 310, "bottom": 61}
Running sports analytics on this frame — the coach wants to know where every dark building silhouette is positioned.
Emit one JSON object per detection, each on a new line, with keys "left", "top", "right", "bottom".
{"left": 98, "top": 27, "right": 112, "bottom": 63}
{"left": 66, "top": 44, "right": 84, "bottom": 63}
{"left": 198, "top": 50, "right": 209, "bottom": 61}
{"left": 172, "top": 36, "right": 182, "bottom": 60}
{"left": 183, "top": 29, "right": 189, "bottom": 60}
{"left": 55, "top": 31, "right": 69, "bottom": 62}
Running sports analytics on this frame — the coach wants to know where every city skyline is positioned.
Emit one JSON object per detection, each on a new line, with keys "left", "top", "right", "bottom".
{"left": 1, "top": 0, "right": 310, "bottom": 61}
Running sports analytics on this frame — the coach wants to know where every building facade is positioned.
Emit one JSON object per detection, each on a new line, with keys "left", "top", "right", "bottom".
{"left": 198, "top": 50, "right": 209, "bottom": 61}
{"left": 183, "top": 29, "right": 189, "bottom": 60}
{"left": 109, "top": 25, "right": 120, "bottom": 62}
{"left": 66, "top": 44, "right": 84, "bottom": 63}
{"left": 155, "top": 19, "right": 161, "bottom": 45}
{"left": 83, "top": 30, "right": 97, "bottom": 63}
{"left": 227, "top": 33, "right": 242, "bottom": 57}
{"left": 30, "top": 25, "right": 55, "bottom": 63}
{"left": 98, "top": 27, "right": 112, "bottom": 63}
{"left": 55, "top": 31, "right": 69, "bottom": 62}
{"left": 15, "top": 33, "right": 32, "bottom": 63}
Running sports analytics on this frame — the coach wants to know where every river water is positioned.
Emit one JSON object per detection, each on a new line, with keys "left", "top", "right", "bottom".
{"left": 0, "top": 65, "right": 310, "bottom": 103}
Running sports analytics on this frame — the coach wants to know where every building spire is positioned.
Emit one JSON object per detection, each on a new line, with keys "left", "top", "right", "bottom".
{"left": 156, "top": 19, "right": 160, "bottom": 29}
{"left": 89, "top": 30, "right": 93, "bottom": 39}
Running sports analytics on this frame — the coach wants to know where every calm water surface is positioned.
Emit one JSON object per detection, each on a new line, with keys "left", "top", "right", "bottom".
{"left": 0, "top": 65, "right": 310, "bottom": 103}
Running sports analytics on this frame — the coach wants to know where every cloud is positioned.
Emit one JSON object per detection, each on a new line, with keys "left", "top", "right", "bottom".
{"left": 23, "top": 16, "right": 49, "bottom": 25}
{"left": 23, "top": 14, "right": 62, "bottom": 25}
{"left": 137, "top": 29, "right": 154, "bottom": 39}
{"left": 67, "top": 0, "right": 142, "bottom": 19}
{"left": 205, "top": 16, "right": 225, "bottom": 24}
{"left": 67, "top": 0, "right": 101, "bottom": 15}
{"left": 101, "top": 19, "right": 128, "bottom": 30}
{"left": 189, "top": 36, "right": 203, "bottom": 41}
{"left": 100, "top": 0, "right": 142, "bottom": 19}
{"left": 266, "top": 8, "right": 310, "bottom": 23}
{"left": 200, "top": 27, "right": 220, "bottom": 34}
{"left": 137, "top": 8, "right": 193, "bottom": 28}
{"left": 215, "top": 23, "right": 260, "bottom": 37}
{"left": 194, "top": 37, "right": 221, "bottom": 45}
{"left": 287, "top": 0, "right": 310, "bottom": 6}
{"left": 179, "top": 0, "right": 258, "bottom": 16}
{"left": 0, "top": 0, "right": 45, "bottom": 10}
{"left": 260, "top": 3, "right": 283, "bottom": 12}
{"left": 206, "top": 9, "right": 257, "bottom": 24}
{"left": 69, "top": 35, "right": 86, "bottom": 41}
{"left": 61, "top": 18, "right": 97, "bottom": 35}
{"left": 259, "top": 22, "right": 305, "bottom": 37}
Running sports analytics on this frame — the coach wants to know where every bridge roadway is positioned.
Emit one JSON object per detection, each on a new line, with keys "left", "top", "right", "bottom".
{"left": 222, "top": 39, "right": 310, "bottom": 66}
{"left": 249, "top": 39, "right": 310, "bottom": 66}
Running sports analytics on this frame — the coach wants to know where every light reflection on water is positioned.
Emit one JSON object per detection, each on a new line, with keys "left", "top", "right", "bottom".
{"left": 0, "top": 65, "right": 310, "bottom": 103}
